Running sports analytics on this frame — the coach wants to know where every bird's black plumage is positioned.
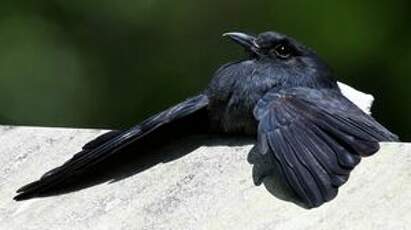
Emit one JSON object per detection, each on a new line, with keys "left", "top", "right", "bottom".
{"left": 15, "top": 31, "right": 398, "bottom": 208}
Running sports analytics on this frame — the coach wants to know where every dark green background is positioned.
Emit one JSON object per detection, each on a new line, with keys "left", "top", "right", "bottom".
{"left": 0, "top": 1, "right": 410, "bottom": 139}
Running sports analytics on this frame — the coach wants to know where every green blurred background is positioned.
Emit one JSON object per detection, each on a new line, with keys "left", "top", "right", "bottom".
{"left": 0, "top": 1, "right": 410, "bottom": 139}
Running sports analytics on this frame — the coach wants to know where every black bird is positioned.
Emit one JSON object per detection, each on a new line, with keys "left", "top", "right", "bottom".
{"left": 15, "top": 31, "right": 398, "bottom": 208}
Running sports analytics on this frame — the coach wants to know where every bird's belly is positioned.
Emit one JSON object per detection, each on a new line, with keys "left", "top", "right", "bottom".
{"left": 222, "top": 111, "right": 257, "bottom": 135}
{"left": 208, "top": 92, "right": 259, "bottom": 135}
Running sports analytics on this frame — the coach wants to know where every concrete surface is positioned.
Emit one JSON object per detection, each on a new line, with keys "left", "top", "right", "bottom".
{"left": 0, "top": 126, "right": 410, "bottom": 230}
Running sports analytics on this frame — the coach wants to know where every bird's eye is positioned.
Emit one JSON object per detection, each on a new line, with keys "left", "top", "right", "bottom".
{"left": 272, "top": 43, "right": 293, "bottom": 59}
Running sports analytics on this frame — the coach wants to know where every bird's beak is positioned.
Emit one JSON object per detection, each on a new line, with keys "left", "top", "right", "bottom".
{"left": 223, "top": 32, "right": 259, "bottom": 52}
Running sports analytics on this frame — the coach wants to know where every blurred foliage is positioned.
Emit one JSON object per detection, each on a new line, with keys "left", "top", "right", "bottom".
{"left": 0, "top": 0, "right": 410, "bottom": 139}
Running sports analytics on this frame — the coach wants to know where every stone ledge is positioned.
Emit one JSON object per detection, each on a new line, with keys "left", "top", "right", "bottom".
{"left": 0, "top": 126, "right": 410, "bottom": 230}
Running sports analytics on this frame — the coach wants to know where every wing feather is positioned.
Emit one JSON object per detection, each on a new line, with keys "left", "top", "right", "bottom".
{"left": 254, "top": 87, "right": 398, "bottom": 208}
{"left": 15, "top": 94, "right": 209, "bottom": 200}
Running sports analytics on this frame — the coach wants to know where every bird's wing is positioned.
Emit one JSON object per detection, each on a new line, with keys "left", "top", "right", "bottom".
{"left": 15, "top": 94, "right": 209, "bottom": 200}
{"left": 253, "top": 87, "right": 398, "bottom": 208}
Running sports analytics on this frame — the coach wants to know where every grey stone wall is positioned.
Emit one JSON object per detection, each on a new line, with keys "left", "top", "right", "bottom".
{"left": 0, "top": 126, "right": 410, "bottom": 230}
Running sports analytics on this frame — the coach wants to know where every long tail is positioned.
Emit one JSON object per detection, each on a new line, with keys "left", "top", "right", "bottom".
{"left": 14, "top": 94, "right": 209, "bottom": 201}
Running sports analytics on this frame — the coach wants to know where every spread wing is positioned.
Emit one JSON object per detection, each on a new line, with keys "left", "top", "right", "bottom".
{"left": 253, "top": 87, "right": 398, "bottom": 208}
{"left": 15, "top": 94, "right": 209, "bottom": 200}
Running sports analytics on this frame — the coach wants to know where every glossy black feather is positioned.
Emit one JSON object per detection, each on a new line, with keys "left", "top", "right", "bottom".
{"left": 82, "top": 130, "right": 122, "bottom": 150}
{"left": 14, "top": 94, "right": 209, "bottom": 200}
{"left": 254, "top": 87, "right": 398, "bottom": 208}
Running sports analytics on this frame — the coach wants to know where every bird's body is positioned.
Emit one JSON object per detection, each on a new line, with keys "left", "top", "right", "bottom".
{"left": 15, "top": 31, "right": 398, "bottom": 208}
{"left": 207, "top": 32, "right": 338, "bottom": 135}
{"left": 206, "top": 58, "right": 336, "bottom": 135}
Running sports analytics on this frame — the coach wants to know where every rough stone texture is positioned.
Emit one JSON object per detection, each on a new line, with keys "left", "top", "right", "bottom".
{"left": 0, "top": 126, "right": 410, "bottom": 230}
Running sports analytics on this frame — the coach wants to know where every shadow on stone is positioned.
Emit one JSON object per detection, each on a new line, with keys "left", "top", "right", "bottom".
{"left": 26, "top": 134, "right": 254, "bottom": 200}
{"left": 247, "top": 146, "right": 309, "bottom": 209}
{"left": 17, "top": 124, "right": 308, "bottom": 210}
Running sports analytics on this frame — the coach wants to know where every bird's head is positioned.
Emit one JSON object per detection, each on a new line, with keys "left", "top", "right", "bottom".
{"left": 223, "top": 31, "right": 337, "bottom": 88}
{"left": 223, "top": 31, "right": 318, "bottom": 63}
